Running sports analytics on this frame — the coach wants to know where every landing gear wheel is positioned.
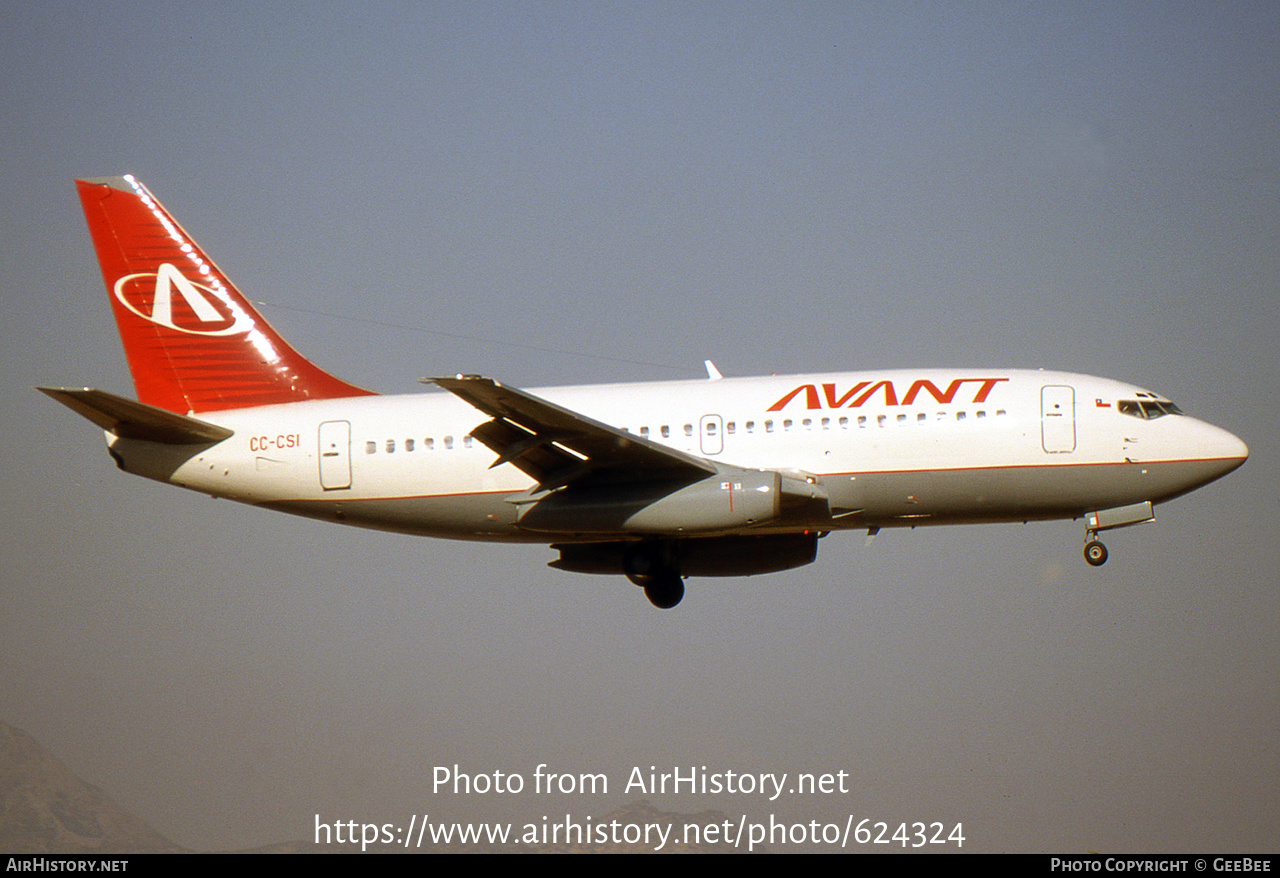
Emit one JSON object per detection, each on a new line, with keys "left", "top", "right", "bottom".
{"left": 1084, "top": 540, "right": 1108, "bottom": 567}
{"left": 624, "top": 544, "right": 662, "bottom": 587}
{"left": 644, "top": 572, "right": 685, "bottom": 609}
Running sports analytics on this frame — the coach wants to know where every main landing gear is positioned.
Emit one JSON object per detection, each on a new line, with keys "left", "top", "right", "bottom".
{"left": 624, "top": 544, "right": 685, "bottom": 609}
{"left": 642, "top": 572, "right": 685, "bottom": 609}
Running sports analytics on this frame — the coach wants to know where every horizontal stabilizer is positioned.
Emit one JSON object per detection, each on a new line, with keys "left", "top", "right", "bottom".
{"left": 38, "top": 387, "right": 234, "bottom": 444}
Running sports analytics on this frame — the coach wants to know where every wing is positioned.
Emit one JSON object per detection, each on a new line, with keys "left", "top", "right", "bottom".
{"left": 425, "top": 375, "right": 715, "bottom": 491}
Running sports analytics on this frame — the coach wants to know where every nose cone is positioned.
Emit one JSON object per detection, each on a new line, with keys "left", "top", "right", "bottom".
{"left": 1223, "top": 431, "right": 1248, "bottom": 471}
{"left": 1198, "top": 419, "right": 1249, "bottom": 480}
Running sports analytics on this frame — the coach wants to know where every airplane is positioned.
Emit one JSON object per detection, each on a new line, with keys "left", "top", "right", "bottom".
{"left": 42, "top": 175, "right": 1249, "bottom": 609}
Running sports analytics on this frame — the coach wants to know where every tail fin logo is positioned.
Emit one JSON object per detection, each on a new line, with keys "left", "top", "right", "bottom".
{"left": 113, "top": 263, "right": 253, "bottom": 337}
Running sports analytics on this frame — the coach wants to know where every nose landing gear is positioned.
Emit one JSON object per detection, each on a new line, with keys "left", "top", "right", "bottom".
{"left": 1078, "top": 501, "right": 1155, "bottom": 567}
{"left": 1084, "top": 538, "right": 1108, "bottom": 566}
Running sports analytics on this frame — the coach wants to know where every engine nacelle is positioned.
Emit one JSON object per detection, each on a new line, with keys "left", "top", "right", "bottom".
{"left": 517, "top": 470, "right": 781, "bottom": 535}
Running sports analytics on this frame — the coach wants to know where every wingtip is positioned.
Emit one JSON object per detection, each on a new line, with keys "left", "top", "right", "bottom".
{"left": 422, "top": 374, "right": 493, "bottom": 386}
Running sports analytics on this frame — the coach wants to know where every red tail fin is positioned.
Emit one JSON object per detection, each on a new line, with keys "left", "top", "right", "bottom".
{"left": 76, "top": 176, "right": 374, "bottom": 413}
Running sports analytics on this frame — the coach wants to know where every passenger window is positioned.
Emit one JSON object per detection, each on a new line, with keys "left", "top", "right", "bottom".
{"left": 896, "top": 414, "right": 907, "bottom": 423}
{"left": 956, "top": 412, "right": 966, "bottom": 421}
{"left": 405, "top": 438, "right": 415, "bottom": 452}
{"left": 464, "top": 436, "right": 473, "bottom": 448}
{"left": 683, "top": 424, "right": 693, "bottom": 437}
{"left": 425, "top": 438, "right": 434, "bottom": 450}
{"left": 765, "top": 420, "right": 774, "bottom": 433}
{"left": 917, "top": 412, "right": 926, "bottom": 422}
{"left": 640, "top": 426, "right": 650, "bottom": 438}
{"left": 783, "top": 419, "right": 793, "bottom": 431}
{"left": 444, "top": 436, "right": 453, "bottom": 449}
{"left": 365, "top": 441, "right": 376, "bottom": 454}
{"left": 661, "top": 425, "right": 670, "bottom": 438}
{"left": 745, "top": 421, "right": 755, "bottom": 433}
{"left": 821, "top": 417, "right": 830, "bottom": 429}
{"left": 838, "top": 416, "right": 848, "bottom": 428}
{"left": 386, "top": 439, "right": 395, "bottom": 453}
{"left": 726, "top": 422, "right": 736, "bottom": 434}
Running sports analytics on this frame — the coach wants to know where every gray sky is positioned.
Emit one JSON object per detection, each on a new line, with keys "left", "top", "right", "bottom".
{"left": 2, "top": 1, "right": 1277, "bottom": 852}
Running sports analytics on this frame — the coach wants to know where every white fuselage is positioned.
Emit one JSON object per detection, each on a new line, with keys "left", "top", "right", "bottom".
{"left": 106, "top": 369, "right": 1248, "bottom": 544}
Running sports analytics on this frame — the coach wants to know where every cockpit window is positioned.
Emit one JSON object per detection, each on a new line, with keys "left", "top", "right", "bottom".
{"left": 1118, "top": 399, "right": 1183, "bottom": 419}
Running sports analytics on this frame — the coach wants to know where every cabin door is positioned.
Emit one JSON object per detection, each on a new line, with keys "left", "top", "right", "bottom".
{"left": 319, "top": 420, "right": 353, "bottom": 490}
{"left": 1041, "top": 386, "right": 1076, "bottom": 453}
